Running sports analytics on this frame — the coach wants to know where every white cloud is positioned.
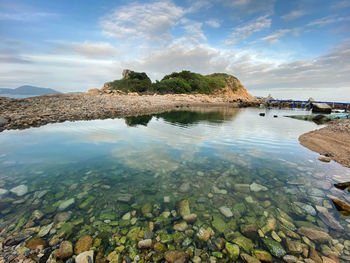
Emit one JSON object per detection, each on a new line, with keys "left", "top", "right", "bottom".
{"left": 281, "top": 9, "right": 306, "bottom": 21}
{"left": 205, "top": 19, "right": 221, "bottom": 28}
{"left": 218, "top": 0, "right": 275, "bottom": 15}
{"left": 182, "top": 21, "right": 207, "bottom": 42}
{"left": 226, "top": 15, "right": 271, "bottom": 44}
{"left": 100, "top": 1, "right": 184, "bottom": 42}
{"left": 261, "top": 29, "right": 291, "bottom": 44}
{"left": 307, "top": 15, "right": 350, "bottom": 27}
{"left": 0, "top": 11, "right": 58, "bottom": 21}
{"left": 53, "top": 41, "right": 118, "bottom": 59}
{"left": 331, "top": 0, "right": 350, "bottom": 9}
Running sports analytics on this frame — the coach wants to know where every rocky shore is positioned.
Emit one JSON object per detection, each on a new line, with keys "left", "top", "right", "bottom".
{"left": 0, "top": 93, "right": 257, "bottom": 132}
{"left": 299, "top": 119, "right": 350, "bottom": 167}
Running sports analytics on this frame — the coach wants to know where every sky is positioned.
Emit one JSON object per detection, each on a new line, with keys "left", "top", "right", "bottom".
{"left": 0, "top": 0, "right": 350, "bottom": 101}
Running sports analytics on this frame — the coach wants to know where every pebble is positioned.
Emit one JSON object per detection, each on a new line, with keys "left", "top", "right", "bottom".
{"left": 212, "top": 186, "right": 227, "bottom": 194}
{"left": 0, "top": 188, "right": 8, "bottom": 195}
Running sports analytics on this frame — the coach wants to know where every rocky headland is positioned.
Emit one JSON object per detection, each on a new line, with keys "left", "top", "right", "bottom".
{"left": 0, "top": 93, "right": 257, "bottom": 132}
{"left": 0, "top": 69, "right": 257, "bottom": 132}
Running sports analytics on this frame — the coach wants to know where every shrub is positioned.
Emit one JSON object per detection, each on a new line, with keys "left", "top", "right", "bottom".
{"left": 151, "top": 78, "right": 191, "bottom": 94}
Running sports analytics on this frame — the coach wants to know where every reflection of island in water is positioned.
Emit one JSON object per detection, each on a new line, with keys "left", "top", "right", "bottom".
{"left": 124, "top": 106, "right": 240, "bottom": 127}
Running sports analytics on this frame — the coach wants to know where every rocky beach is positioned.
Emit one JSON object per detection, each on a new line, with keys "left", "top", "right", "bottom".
{"left": 299, "top": 119, "right": 350, "bottom": 168}
{"left": 0, "top": 92, "right": 257, "bottom": 133}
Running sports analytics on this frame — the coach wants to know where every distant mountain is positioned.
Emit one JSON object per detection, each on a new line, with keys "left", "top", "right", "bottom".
{"left": 0, "top": 85, "right": 61, "bottom": 95}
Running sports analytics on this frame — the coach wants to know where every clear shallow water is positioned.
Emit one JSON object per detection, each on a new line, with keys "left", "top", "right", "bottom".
{"left": 0, "top": 107, "right": 350, "bottom": 262}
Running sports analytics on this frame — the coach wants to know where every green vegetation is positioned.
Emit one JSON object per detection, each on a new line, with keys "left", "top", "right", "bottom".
{"left": 107, "top": 69, "right": 242, "bottom": 95}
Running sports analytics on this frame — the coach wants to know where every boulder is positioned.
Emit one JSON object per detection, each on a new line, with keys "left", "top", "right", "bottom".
{"left": 297, "top": 227, "right": 330, "bottom": 243}
{"left": 312, "top": 103, "right": 331, "bottom": 114}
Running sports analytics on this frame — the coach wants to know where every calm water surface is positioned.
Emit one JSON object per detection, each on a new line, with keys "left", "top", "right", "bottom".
{"left": 0, "top": 107, "right": 349, "bottom": 262}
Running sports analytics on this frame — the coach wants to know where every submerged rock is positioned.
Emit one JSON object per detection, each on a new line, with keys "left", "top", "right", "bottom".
{"left": 177, "top": 199, "right": 190, "bottom": 217}
{"left": 117, "top": 194, "right": 133, "bottom": 203}
{"left": 233, "top": 236, "right": 254, "bottom": 253}
{"left": 250, "top": 182, "right": 267, "bottom": 192}
{"left": 173, "top": 221, "right": 188, "bottom": 232}
{"left": 197, "top": 227, "right": 211, "bottom": 241}
{"left": 253, "top": 250, "right": 272, "bottom": 262}
{"left": 38, "top": 223, "right": 54, "bottom": 237}
{"left": 10, "top": 184, "right": 28, "bottom": 196}
{"left": 316, "top": 205, "right": 344, "bottom": 230}
{"left": 74, "top": 235, "right": 93, "bottom": 255}
{"left": 297, "top": 227, "right": 330, "bottom": 243}
{"left": 58, "top": 198, "right": 75, "bottom": 211}
{"left": 329, "top": 195, "right": 350, "bottom": 215}
{"left": 219, "top": 206, "right": 233, "bottom": 218}
{"left": 179, "top": 182, "right": 191, "bottom": 192}
{"left": 0, "top": 188, "right": 8, "bottom": 195}
{"left": 57, "top": 241, "right": 73, "bottom": 259}
{"left": 183, "top": 213, "right": 197, "bottom": 223}
{"left": 138, "top": 239, "right": 152, "bottom": 248}
{"left": 241, "top": 253, "right": 261, "bottom": 263}
{"left": 212, "top": 186, "right": 227, "bottom": 194}
{"left": 164, "top": 250, "right": 188, "bottom": 263}
{"left": 226, "top": 242, "right": 240, "bottom": 260}
{"left": 75, "top": 250, "right": 94, "bottom": 263}
{"left": 262, "top": 238, "right": 286, "bottom": 258}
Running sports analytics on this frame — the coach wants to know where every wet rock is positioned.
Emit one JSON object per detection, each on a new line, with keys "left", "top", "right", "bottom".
{"left": 262, "top": 238, "right": 286, "bottom": 258}
{"left": 253, "top": 250, "right": 272, "bottom": 262}
{"left": 183, "top": 213, "right": 197, "bottom": 223}
{"left": 74, "top": 235, "right": 93, "bottom": 255}
{"left": 225, "top": 242, "right": 240, "bottom": 260}
{"left": 197, "top": 227, "right": 211, "bottom": 241}
{"left": 38, "top": 223, "right": 54, "bottom": 237}
{"left": 284, "top": 239, "right": 303, "bottom": 254}
{"left": 58, "top": 198, "right": 75, "bottom": 211}
{"left": 241, "top": 225, "right": 259, "bottom": 239}
{"left": 283, "top": 255, "right": 299, "bottom": 263}
{"left": 57, "top": 241, "right": 73, "bottom": 259}
{"left": 164, "top": 250, "right": 188, "bottom": 263}
{"left": 10, "top": 184, "right": 28, "bottom": 196}
{"left": 26, "top": 237, "right": 46, "bottom": 250}
{"left": 177, "top": 199, "right": 190, "bottom": 217}
{"left": 117, "top": 194, "right": 133, "bottom": 203}
{"left": 233, "top": 236, "right": 254, "bottom": 253}
{"left": 138, "top": 239, "right": 152, "bottom": 248}
{"left": 250, "top": 182, "right": 267, "bottom": 192}
{"left": 75, "top": 250, "right": 94, "bottom": 263}
{"left": 329, "top": 195, "right": 350, "bottom": 215}
{"left": 318, "top": 156, "right": 331, "bottom": 162}
{"left": 297, "top": 227, "right": 330, "bottom": 243}
{"left": 219, "top": 206, "right": 233, "bottom": 218}
{"left": 173, "top": 221, "right": 188, "bottom": 232}
{"left": 334, "top": 181, "right": 350, "bottom": 190}
{"left": 212, "top": 186, "right": 227, "bottom": 194}
{"left": 179, "top": 182, "right": 191, "bottom": 192}
{"left": 240, "top": 253, "right": 261, "bottom": 263}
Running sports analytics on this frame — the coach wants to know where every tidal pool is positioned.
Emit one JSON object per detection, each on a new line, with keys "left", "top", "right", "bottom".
{"left": 0, "top": 107, "right": 349, "bottom": 262}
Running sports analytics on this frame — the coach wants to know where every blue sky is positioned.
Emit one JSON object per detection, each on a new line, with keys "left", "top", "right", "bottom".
{"left": 1, "top": 0, "right": 350, "bottom": 101}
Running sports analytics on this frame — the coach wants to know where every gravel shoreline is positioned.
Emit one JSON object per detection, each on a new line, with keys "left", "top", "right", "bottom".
{"left": 299, "top": 119, "right": 350, "bottom": 168}
{"left": 0, "top": 93, "right": 258, "bottom": 132}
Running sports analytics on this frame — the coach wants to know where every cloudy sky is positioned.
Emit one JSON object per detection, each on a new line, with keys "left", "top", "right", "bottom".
{"left": 1, "top": 0, "right": 350, "bottom": 101}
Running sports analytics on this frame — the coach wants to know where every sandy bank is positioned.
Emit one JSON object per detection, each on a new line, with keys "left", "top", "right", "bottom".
{"left": 299, "top": 119, "right": 350, "bottom": 168}
{"left": 0, "top": 93, "right": 258, "bottom": 132}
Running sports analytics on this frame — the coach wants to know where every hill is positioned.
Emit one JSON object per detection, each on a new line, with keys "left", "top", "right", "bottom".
{"left": 0, "top": 85, "right": 61, "bottom": 95}
{"left": 102, "top": 69, "right": 251, "bottom": 98}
